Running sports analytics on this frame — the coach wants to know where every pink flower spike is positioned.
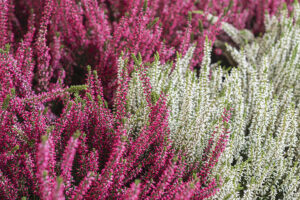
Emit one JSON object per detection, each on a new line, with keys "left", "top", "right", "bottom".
{"left": 123, "top": 180, "right": 141, "bottom": 200}
{"left": 61, "top": 130, "right": 81, "bottom": 195}
{"left": 51, "top": 176, "right": 65, "bottom": 200}
{"left": 37, "top": 135, "right": 54, "bottom": 199}
{"left": 35, "top": 0, "right": 54, "bottom": 92}
{"left": 0, "top": 0, "right": 9, "bottom": 48}
{"left": 70, "top": 172, "right": 95, "bottom": 200}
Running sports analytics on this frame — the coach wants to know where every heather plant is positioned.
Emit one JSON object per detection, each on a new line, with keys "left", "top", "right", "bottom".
{"left": 126, "top": 40, "right": 232, "bottom": 165}
{"left": 224, "top": 3, "right": 300, "bottom": 103}
{"left": 125, "top": 3, "right": 300, "bottom": 198}
{"left": 1, "top": 0, "right": 300, "bottom": 199}
{"left": 209, "top": 4, "right": 300, "bottom": 198}
{"left": 0, "top": 51, "right": 231, "bottom": 199}
{"left": 4, "top": 0, "right": 296, "bottom": 104}
{"left": 49, "top": 0, "right": 221, "bottom": 102}
{"left": 147, "top": 46, "right": 299, "bottom": 198}
{"left": 0, "top": 1, "right": 230, "bottom": 198}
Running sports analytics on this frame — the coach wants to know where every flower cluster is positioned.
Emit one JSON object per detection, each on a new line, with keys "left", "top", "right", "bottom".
{"left": 126, "top": 2, "right": 300, "bottom": 199}
{"left": 0, "top": 62, "right": 231, "bottom": 199}
{"left": 1, "top": 0, "right": 300, "bottom": 199}
{"left": 4, "top": 0, "right": 296, "bottom": 102}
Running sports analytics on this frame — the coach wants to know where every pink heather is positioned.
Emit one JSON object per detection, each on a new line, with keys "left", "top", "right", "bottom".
{"left": 51, "top": 176, "right": 65, "bottom": 200}
{"left": 37, "top": 135, "right": 55, "bottom": 199}
{"left": 70, "top": 172, "right": 95, "bottom": 200}
{"left": 34, "top": 0, "right": 54, "bottom": 92}
{"left": 0, "top": 170, "right": 17, "bottom": 199}
{"left": 4, "top": 0, "right": 291, "bottom": 101}
{"left": 124, "top": 181, "right": 141, "bottom": 200}
{"left": 61, "top": 131, "right": 81, "bottom": 195}
{"left": 0, "top": 0, "right": 9, "bottom": 48}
